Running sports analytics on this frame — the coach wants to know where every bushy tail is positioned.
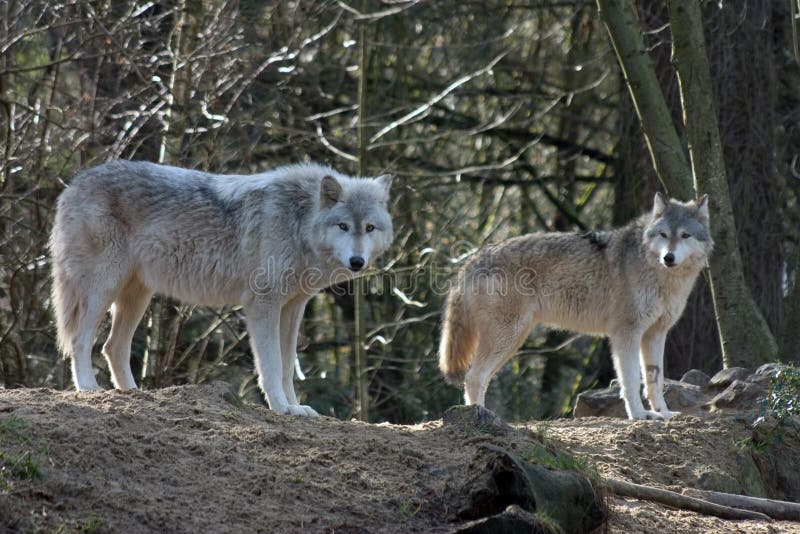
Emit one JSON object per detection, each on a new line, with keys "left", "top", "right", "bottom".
{"left": 50, "top": 213, "right": 80, "bottom": 357}
{"left": 438, "top": 282, "right": 477, "bottom": 386}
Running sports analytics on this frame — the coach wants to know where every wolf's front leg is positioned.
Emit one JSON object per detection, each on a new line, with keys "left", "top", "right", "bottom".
{"left": 640, "top": 328, "right": 679, "bottom": 419}
{"left": 245, "top": 302, "right": 318, "bottom": 417}
{"left": 611, "top": 334, "right": 664, "bottom": 420}
{"left": 279, "top": 295, "right": 312, "bottom": 410}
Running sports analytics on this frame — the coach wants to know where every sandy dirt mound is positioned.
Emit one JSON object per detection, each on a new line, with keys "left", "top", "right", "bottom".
{"left": 0, "top": 383, "right": 798, "bottom": 533}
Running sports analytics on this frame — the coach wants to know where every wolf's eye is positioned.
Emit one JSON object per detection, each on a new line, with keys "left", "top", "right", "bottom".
{"left": 365, "top": 224, "right": 375, "bottom": 233}
{"left": 681, "top": 232, "right": 691, "bottom": 239}
{"left": 338, "top": 223, "right": 349, "bottom": 231}
{"left": 659, "top": 232, "right": 668, "bottom": 239}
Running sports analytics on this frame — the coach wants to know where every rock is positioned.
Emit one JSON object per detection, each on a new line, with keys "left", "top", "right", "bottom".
{"left": 573, "top": 385, "right": 626, "bottom": 418}
{"left": 694, "top": 449, "right": 766, "bottom": 498}
{"left": 754, "top": 362, "right": 788, "bottom": 377}
{"left": 707, "top": 379, "right": 767, "bottom": 412}
{"left": 680, "top": 369, "right": 710, "bottom": 387}
{"left": 735, "top": 449, "right": 768, "bottom": 498}
{"left": 752, "top": 416, "right": 800, "bottom": 500}
{"left": 664, "top": 380, "right": 704, "bottom": 409}
{"left": 573, "top": 379, "right": 702, "bottom": 418}
{"left": 747, "top": 362, "right": 789, "bottom": 388}
{"left": 709, "top": 367, "right": 751, "bottom": 389}
{"left": 696, "top": 470, "right": 743, "bottom": 494}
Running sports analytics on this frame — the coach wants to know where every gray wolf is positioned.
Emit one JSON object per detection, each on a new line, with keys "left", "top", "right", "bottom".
{"left": 50, "top": 160, "right": 393, "bottom": 417}
{"left": 439, "top": 193, "right": 712, "bottom": 420}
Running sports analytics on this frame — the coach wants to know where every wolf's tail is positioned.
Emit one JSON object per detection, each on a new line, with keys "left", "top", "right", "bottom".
{"left": 49, "top": 203, "right": 80, "bottom": 357}
{"left": 438, "top": 280, "right": 477, "bottom": 386}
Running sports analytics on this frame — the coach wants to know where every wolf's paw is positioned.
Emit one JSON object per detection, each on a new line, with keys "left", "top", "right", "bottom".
{"left": 75, "top": 384, "right": 103, "bottom": 392}
{"left": 658, "top": 409, "right": 681, "bottom": 419}
{"left": 629, "top": 409, "right": 666, "bottom": 421}
{"left": 291, "top": 404, "right": 320, "bottom": 417}
{"left": 275, "top": 404, "right": 319, "bottom": 417}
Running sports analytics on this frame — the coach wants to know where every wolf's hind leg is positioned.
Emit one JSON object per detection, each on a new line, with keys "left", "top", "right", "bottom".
{"left": 70, "top": 286, "right": 116, "bottom": 391}
{"left": 464, "top": 318, "right": 531, "bottom": 407}
{"left": 640, "top": 327, "right": 679, "bottom": 418}
{"left": 103, "top": 278, "right": 153, "bottom": 390}
{"left": 611, "top": 334, "right": 664, "bottom": 420}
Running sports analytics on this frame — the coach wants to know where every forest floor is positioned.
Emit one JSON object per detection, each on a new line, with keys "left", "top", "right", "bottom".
{"left": 0, "top": 381, "right": 798, "bottom": 533}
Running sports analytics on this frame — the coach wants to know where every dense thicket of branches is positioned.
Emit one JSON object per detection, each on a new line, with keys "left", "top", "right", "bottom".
{"left": 1, "top": 1, "right": 798, "bottom": 423}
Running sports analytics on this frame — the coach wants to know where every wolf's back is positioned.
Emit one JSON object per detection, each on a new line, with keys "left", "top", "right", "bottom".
{"left": 438, "top": 275, "right": 477, "bottom": 385}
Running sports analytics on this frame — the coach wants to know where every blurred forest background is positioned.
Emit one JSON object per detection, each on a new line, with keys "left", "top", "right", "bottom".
{"left": 1, "top": 0, "right": 799, "bottom": 423}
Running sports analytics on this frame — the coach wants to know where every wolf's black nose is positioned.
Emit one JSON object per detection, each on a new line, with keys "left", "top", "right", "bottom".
{"left": 663, "top": 252, "right": 675, "bottom": 266}
{"left": 349, "top": 256, "right": 365, "bottom": 271}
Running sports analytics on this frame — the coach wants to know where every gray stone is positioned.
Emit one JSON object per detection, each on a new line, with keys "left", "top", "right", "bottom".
{"left": 694, "top": 454, "right": 767, "bottom": 498}
{"left": 709, "top": 367, "right": 751, "bottom": 389}
{"left": 746, "top": 363, "right": 788, "bottom": 388}
{"left": 573, "top": 385, "right": 626, "bottom": 418}
{"left": 664, "top": 380, "right": 703, "bottom": 408}
{"left": 707, "top": 379, "right": 767, "bottom": 411}
{"left": 754, "top": 362, "right": 788, "bottom": 377}
{"left": 573, "top": 379, "right": 702, "bottom": 418}
{"left": 680, "top": 369, "right": 710, "bottom": 387}
{"left": 735, "top": 449, "right": 768, "bottom": 498}
{"left": 696, "top": 470, "right": 742, "bottom": 494}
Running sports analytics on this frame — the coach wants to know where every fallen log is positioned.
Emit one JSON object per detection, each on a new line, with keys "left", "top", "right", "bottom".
{"left": 606, "top": 478, "right": 771, "bottom": 522}
{"left": 683, "top": 488, "right": 800, "bottom": 521}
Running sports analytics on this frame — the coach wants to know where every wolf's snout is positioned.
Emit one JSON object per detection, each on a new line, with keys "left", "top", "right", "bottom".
{"left": 349, "top": 256, "right": 365, "bottom": 271}
{"left": 663, "top": 252, "right": 675, "bottom": 266}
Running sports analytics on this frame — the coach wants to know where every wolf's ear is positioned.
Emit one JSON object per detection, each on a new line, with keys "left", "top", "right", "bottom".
{"left": 696, "top": 194, "right": 709, "bottom": 220}
{"left": 320, "top": 175, "right": 342, "bottom": 208}
{"left": 375, "top": 174, "right": 392, "bottom": 202}
{"left": 653, "top": 192, "right": 668, "bottom": 216}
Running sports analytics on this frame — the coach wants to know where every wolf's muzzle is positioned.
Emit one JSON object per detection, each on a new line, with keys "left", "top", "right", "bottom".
{"left": 349, "top": 256, "right": 365, "bottom": 271}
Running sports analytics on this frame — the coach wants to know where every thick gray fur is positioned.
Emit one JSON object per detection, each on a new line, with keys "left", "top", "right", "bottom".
{"left": 50, "top": 160, "right": 393, "bottom": 417}
{"left": 439, "top": 193, "right": 713, "bottom": 420}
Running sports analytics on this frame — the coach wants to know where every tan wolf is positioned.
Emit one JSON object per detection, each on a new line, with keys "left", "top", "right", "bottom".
{"left": 438, "top": 193, "right": 712, "bottom": 420}
{"left": 50, "top": 160, "right": 393, "bottom": 417}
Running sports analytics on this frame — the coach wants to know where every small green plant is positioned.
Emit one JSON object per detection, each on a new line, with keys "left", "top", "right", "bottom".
{"left": 77, "top": 517, "right": 104, "bottom": 533}
{"left": 0, "top": 470, "right": 13, "bottom": 493}
{"left": 733, "top": 436, "right": 770, "bottom": 455}
{"left": 0, "top": 448, "right": 41, "bottom": 493}
{"left": 527, "top": 421, "right": 599, "bottom": 482}
{"left": 221, "top": 410, "right": 241, "bottom": 421}
{"left": 0, "top": 417, "right": 44, "bottom": 491}
{"left": 759, "top": 365, "right": 800, "bottom": 422}
{"left": 0, "top": 449, "right": 41, "bottom": 480}
{"left": 399, "top": 498, "right": 422, "bottom": 519}
{"left": 0, "top": 416, "right": 27, "bottom": 441}
{"left": 532, "top": 506, "right": 566, "bottom": 534}
{"left": 522, "top": 442, "right": 597, "bottom": 481}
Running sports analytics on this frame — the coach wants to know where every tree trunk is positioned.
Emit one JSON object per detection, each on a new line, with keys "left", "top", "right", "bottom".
{"left": 597, "top": 0, "right": 778, "bottom": 368}
{"left": 354, "top": 1, "right": 370, "bottom": 421}
{"left": 607, "top": 479, "right": 770, "bottom": 521}
{"left": 781, "top": 244, "right": 800, "bottom": 363}
{"left": 595, "top": 0, "right": 693, "bottom": 198}
{"left": 144, "top": 0, "right": 203, "bottom": 387}
{"left": 666, "top": 0, "right": 778, "bottom": 367}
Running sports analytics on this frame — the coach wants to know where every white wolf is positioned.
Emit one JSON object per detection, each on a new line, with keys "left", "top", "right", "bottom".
{"left": 439, "top": 193, "right": 712, "bottom": 420}
{"left": 50, "top": 160, "right": 393, "bottom": 417}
